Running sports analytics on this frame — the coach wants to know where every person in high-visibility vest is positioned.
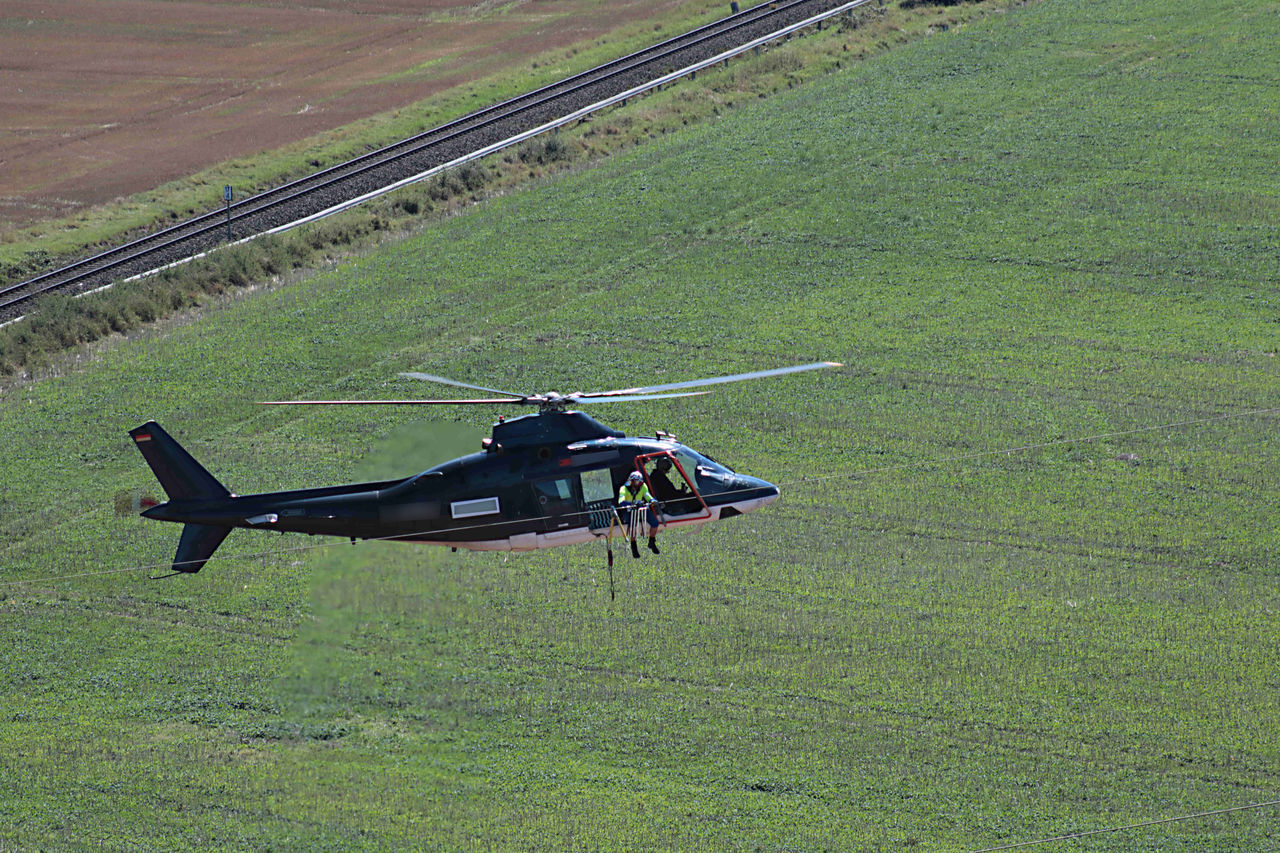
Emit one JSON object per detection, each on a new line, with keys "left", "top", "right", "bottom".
{"left": 618, "top": 470, "right": 661, "bottom": 557}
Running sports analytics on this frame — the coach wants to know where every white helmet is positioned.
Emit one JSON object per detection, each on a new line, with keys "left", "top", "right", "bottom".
{"left": 627, "top": 471, "right": 644, "bottom": 483}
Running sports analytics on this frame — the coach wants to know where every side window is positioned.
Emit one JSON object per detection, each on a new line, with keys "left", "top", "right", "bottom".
{"left": 674, "top": 449, "right": 703, "bottom": 490}
{"left": 532, "top": 477, "right": 579, "bottom": 515}
{"left": 581, "top": 468, "right": 615, "bottom": 504}
{"left": 451, "top": 496, "right": 500, "bottom": 519}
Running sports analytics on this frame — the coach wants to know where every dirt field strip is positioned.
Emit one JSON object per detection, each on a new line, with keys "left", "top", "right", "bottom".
{"left": 0, "top": 0, "right": 715, "bottom": 231}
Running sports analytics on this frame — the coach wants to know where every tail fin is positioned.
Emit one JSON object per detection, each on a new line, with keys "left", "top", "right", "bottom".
{"left": 129, "top": 421, "right": 230, "bottom": 500}
{"left": 172, "top": 523, "right": 232, "bottom": 574}
{"left": 130, "top": 421, "right": 232, "bottom": 575}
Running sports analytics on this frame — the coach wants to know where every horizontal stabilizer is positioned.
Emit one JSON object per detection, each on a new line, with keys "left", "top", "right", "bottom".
{"left": 173, "top": 523, "right": 232, "bottom": 573}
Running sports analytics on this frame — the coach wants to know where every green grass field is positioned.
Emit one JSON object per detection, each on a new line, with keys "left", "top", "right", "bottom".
{"left": 2, "top": 0, "right": 1278, "bottom": 849}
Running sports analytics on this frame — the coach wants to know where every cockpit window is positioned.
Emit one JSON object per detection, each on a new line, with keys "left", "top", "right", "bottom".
{"left": 674, "top": 448, "right": 736, "bottom": 493}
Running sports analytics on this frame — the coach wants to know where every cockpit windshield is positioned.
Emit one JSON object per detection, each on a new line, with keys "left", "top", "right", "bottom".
{"left": 673, "top": 448, "right": 736, "bottom": 494}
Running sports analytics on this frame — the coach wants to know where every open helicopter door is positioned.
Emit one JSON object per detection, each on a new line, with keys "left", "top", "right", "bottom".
{"left": 582, "top": 468, "right": 620, "bottom": 533}
{"left": 634, "top": 451, "right": 711, "bottom": 523}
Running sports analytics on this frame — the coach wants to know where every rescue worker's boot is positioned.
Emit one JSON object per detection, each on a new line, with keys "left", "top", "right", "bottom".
{"left": 648, "top": 536, "right": 660, "bottom": 555}
{"left": 630, "top": 539, "right": 640, "bottom": 559}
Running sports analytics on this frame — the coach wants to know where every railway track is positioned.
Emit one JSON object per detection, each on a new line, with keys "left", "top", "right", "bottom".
{"left": 1, "top": 0, "right": 861, "bottom": 321}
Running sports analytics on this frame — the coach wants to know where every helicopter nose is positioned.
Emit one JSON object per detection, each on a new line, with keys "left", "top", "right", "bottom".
{"left": 738, "top": 475, "right": 780, "bottom": 507}
{"left": 716, "top": 475, "right": 779, "bottom": 520}
{"left": 757, "top": 477, "right": 780, "bottom": 506}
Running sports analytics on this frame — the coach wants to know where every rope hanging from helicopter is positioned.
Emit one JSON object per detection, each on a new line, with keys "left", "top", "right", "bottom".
{"left": 2, "top": 402, "right": 1274, "bottom": 589}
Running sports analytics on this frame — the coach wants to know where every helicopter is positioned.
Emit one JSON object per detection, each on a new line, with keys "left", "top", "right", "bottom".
{"left": 130, "top": 362, "right": 840, "bottom": 577}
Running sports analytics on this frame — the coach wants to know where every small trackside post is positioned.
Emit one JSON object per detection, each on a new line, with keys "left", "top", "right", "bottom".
{"left": 223, "top": 185, "right": 233, "bottom": 242}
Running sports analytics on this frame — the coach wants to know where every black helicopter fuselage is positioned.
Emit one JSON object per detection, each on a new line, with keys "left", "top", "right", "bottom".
{"left": 132, "top": 411, "right": 779, "bottom": 573}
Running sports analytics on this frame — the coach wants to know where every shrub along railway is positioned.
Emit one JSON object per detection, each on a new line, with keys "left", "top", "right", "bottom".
{"left": 0, "top": 0, "right": 864, "bottom": 322}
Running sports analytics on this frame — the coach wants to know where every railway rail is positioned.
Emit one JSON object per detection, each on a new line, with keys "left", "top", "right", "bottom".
{"left": 1, "top": 0, "right": 865, "bottom": 322}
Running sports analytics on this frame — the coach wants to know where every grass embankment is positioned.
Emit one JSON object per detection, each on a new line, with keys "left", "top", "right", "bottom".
{"left": 1, "top": 0, "right": 1278, "bottom": 849}
{"left": 2, "top": 0, "right": 1004, "bottom": 377}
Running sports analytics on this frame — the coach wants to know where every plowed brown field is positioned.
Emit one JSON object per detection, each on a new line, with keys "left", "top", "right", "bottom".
{"left": 0, "top": 0, "right": 710, "bottom": 231}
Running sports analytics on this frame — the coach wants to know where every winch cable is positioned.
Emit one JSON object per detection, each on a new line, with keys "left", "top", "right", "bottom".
{"left": 1, "top": 403, "right": 1275, "bottom": 588}
{"left": 768, "top": 404, "right": 1279, "bottom": 492}
{"left": 968, "top": 798, "right": 1280, "bottom": 852}
{"left": 3, "top": 404, "right": 1276, "bottom": 853}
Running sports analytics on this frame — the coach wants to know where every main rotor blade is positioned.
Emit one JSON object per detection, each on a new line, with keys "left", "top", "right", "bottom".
{"left": 259, "top": 398, "right": 525, "bottom": 406}
{"left": 573, "top": 391, "right": 711, "bottom": 404}
{"left": 400, "top": 372, "right": 525, "bottom": 399}
{"left": 583, "top": 361, "right": 843, "bottom": 398}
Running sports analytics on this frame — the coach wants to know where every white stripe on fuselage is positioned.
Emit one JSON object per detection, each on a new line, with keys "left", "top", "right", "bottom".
{"left": 435, "top": 493, "right": 779, "bottom": 552}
